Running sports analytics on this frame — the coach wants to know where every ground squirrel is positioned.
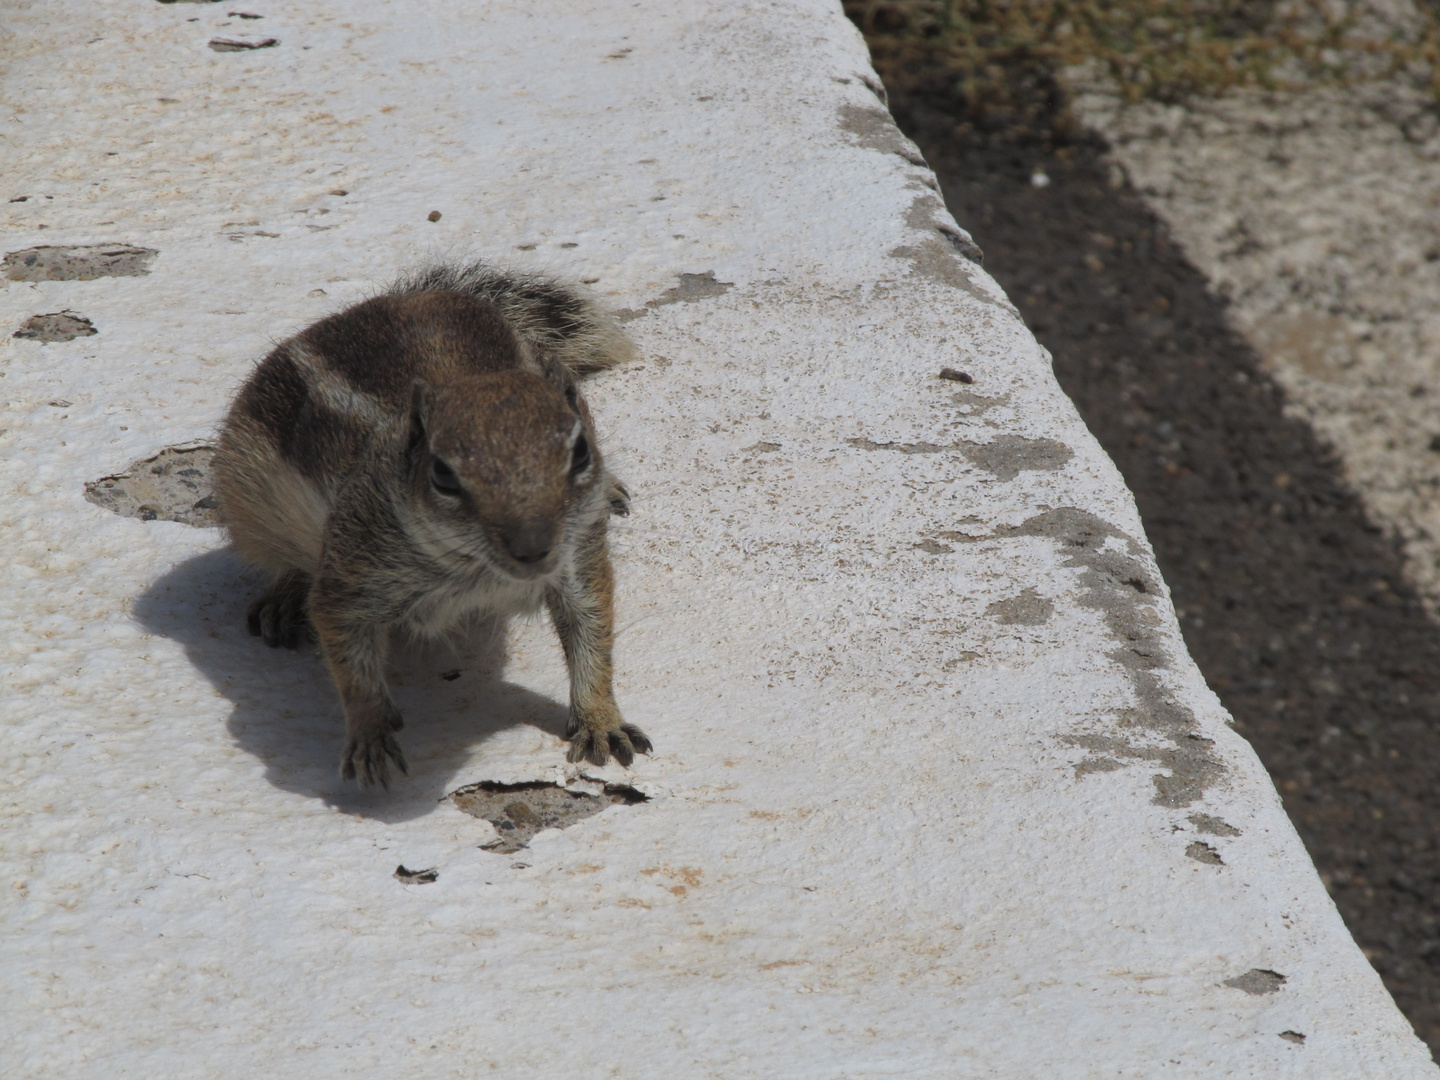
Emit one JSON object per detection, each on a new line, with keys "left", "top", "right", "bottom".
{"left": 213, "top": 262, "right": 650, "bottom": 786}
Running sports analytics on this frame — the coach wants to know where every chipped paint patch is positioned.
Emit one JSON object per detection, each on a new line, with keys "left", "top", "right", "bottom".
{"left": 839, "top": 106, "right": 987, "bottom": 285}
{"left": 962, "top": 435, "right": 1072, "bottom": 481}
{"left": 905, "top": 190, "right": 984, "bottom": 265}
{"left": 1187, "top": 841, "right": 1224, "bottom": 865}
{"left": 985, "top": 587, "right": 1055, "bottom": 626}
{"left": 837, "top": 102, "right": 927, "bottom": 165}
{"left": 3, "top": 244, "right": 157, "bottom": 281}
{"left": 983, "top": 507, "right": 1226, "bottom": 807}
{"left": 11, "top": 311, "right": 97, "bottom": 342}
{"left": 84, "top": 445, "right": 220, "bottom": 527}
{"left": 848, "top": 433, "right": 1073, "bottom": 481}
{"left": 616, "top": 270, "right": 734, "bottom": 321}
{"left": 450, "top": 780, "right": 647, "bottom": 853}
{"left": 1225, "top": 969, "right": 1287, "bottom": 995}
{"left": 1189, "top": 813, "right": 1241, "bottom": 837}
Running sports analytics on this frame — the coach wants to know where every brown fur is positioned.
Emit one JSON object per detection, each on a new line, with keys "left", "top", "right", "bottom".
{"left": 213, "top": 264, "right": 649, "bottom": 786}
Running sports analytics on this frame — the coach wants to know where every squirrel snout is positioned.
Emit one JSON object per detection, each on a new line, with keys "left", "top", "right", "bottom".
{"left": 501, "top": 523, "right": 556, "bottom": 566}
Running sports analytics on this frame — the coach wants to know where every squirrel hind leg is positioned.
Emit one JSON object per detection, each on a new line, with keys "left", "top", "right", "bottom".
{"left": 245, "top": 570, "right": 314, "bottom": 649}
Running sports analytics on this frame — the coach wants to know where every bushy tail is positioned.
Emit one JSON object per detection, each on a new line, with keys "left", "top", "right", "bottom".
{"left": 388, "top": 261, "right": 635, "bottom": 377}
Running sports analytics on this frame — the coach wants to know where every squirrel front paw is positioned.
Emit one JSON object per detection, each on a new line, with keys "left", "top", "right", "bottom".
{"left": 566, "top": 721, "right": 652, "bottom": 768}
{"left": 340, "top": 707, "right": 408, "bottom": 788}
{"left": 607, "top": 477, "right": 631, "bottom": 517}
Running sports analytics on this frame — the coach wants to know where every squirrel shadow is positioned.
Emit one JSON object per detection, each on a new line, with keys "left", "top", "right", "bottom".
{"left": 132, "top": 547, "right": 570, "bottom": 824}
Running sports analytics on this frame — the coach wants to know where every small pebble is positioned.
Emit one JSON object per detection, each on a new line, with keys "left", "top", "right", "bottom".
{"left": 1030, "top": 171, "right": 1050, "bottom": 189}
{"left": 938, "top": 367, "right": 973, "bottom": 384}
{"left": 427, "top": 210, "right": 442, "bottom": 222}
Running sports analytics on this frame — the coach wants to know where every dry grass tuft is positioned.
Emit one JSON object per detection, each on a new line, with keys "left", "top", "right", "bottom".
{"left": 846, "top": 0, "right": 1440, "bottom": 137}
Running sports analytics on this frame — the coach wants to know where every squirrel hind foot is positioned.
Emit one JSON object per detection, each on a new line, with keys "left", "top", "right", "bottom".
{"left": 566, "top": 723, "right": 652, "bottom": 768}
{"left": 245, "top": 572, "right": 313, "bottom": 649}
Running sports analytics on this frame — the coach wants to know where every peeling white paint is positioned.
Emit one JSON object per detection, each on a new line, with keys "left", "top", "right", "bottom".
{"left": 1, "top": 2, "right": 1433, "bottom": 1076}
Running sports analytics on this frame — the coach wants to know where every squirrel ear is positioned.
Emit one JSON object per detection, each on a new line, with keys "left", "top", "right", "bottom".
{"left": 409, "top": 380, "right": 433, "bottom": 447}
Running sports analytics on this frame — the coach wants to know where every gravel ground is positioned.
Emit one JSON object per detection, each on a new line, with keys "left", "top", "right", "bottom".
{"left": 888, "top": 92, "right": 1440, "bottom": 1056}
{"left": 1069, "top": 73, "right": 1440, "bottom": 610}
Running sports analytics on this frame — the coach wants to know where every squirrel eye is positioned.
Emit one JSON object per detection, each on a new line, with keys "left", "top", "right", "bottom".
{"left": 430, "top": 456, "right": 462, "bottom": 495}
{"left": 569, "top": 434, "right": 591, "bottom": 478}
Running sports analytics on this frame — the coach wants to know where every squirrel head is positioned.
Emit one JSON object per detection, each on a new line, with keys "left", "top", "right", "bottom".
{"left": 406, "top": 370, "right": 605, "bottom": 580}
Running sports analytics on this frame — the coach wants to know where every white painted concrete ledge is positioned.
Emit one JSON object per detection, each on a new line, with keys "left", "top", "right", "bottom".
{"left": 2, "top": 2, "right": 1433, "bottom": 1077}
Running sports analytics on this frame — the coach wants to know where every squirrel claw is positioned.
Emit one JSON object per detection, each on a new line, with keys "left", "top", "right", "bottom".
{"left": 607, "top": 478, "right": 631, "bottom": 517}
{"left": 566, "top": 722, "right": 651, "bottom": 768}
{"left": 621, "top": 723, "right": 653, "bottom": 756}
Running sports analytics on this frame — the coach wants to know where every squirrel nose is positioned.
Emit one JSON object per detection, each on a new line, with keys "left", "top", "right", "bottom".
{"left": 504, "top": 525, "right": 553, "bottom": 565}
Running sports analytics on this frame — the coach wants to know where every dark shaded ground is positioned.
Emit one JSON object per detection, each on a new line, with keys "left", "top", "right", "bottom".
{"left": 887, "top": 90, "right": 1440, "bottom": 1053}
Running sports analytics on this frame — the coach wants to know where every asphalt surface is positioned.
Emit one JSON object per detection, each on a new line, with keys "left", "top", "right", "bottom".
{"left": 890, "top": 92, "right": 1440, "bottom": 1055}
